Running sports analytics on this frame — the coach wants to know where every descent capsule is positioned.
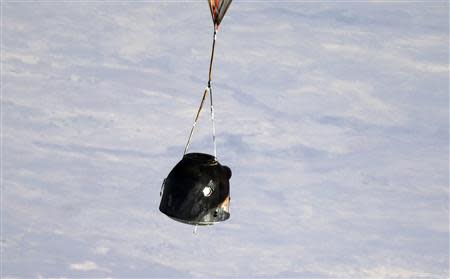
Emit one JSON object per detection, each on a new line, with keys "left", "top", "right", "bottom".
{"left": 159, "top": 153, "right": 231, "bottom": 225}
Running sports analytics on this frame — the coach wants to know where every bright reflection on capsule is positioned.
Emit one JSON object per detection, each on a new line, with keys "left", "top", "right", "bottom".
{"left": 203, "top": 186, "right": 213, "bottom": 197}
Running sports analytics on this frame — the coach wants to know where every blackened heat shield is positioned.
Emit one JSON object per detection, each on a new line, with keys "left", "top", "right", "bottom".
{"left": 159, "top": 153, "right": 231, "bottom": 225}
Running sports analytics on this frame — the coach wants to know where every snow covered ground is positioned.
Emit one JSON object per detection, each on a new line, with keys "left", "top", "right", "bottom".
{"left": 2, "top": 1, "right": 449, "bottom": 278}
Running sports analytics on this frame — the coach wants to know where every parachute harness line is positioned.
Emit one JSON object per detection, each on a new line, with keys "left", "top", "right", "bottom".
{"left": 184, "top": 27, "right": 219, "bottom": 160}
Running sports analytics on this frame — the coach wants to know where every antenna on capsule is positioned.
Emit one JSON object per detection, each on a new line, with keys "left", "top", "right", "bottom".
{"left": 193, "top": 225, "right": 198, "bottom": 235}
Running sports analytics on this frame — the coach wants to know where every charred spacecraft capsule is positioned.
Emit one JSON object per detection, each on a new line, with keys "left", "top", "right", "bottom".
{"left": 159, "top": 153, "right": 231, "bottom": 225}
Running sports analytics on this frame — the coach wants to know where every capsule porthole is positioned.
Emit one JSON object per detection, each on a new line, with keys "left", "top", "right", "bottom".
{"left": 202, "top": 186, "right": 212, "bottom": 197}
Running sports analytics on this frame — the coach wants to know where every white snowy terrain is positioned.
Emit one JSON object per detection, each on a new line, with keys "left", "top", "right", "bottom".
{"left": 2, "top": 1, "right": 449, "bottom": 278}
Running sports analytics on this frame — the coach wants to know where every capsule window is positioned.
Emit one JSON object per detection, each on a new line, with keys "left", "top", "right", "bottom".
{"left": 202, "top": 186, "right": 212, "bottom": 197}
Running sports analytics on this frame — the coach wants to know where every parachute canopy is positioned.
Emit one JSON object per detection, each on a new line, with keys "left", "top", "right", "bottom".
{"left": 208, "top": 0, "right": 232, "bottom": 27}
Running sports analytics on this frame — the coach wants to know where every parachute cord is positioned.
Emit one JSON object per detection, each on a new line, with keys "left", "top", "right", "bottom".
{"left": 184, "top": 87, "right": 210, "bottom": 156}
{"left": 209, "top": 86, "right": 217, "bottom": 160}
{"left": 183, "top": 28, "right": 219, "bottom": 158}
{"left": 208, "top": 28, "right": 217, "bottom": 87}
{"left": 208, "top": 28, "right": 218, "bottom": 160}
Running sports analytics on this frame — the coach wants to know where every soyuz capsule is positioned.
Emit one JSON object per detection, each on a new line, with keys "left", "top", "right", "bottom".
{"left": 159, "top": 153, "right": 232, "bottom": 225}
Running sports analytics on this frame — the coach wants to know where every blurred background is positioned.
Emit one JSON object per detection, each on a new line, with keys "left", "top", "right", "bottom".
{"left": 2, "top": 1, "right": 449, "bottom": 277}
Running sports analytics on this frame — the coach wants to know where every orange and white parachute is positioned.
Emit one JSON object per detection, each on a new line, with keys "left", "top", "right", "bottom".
{"left": 208, "top": 0, "right": 232, "bottom": 28}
